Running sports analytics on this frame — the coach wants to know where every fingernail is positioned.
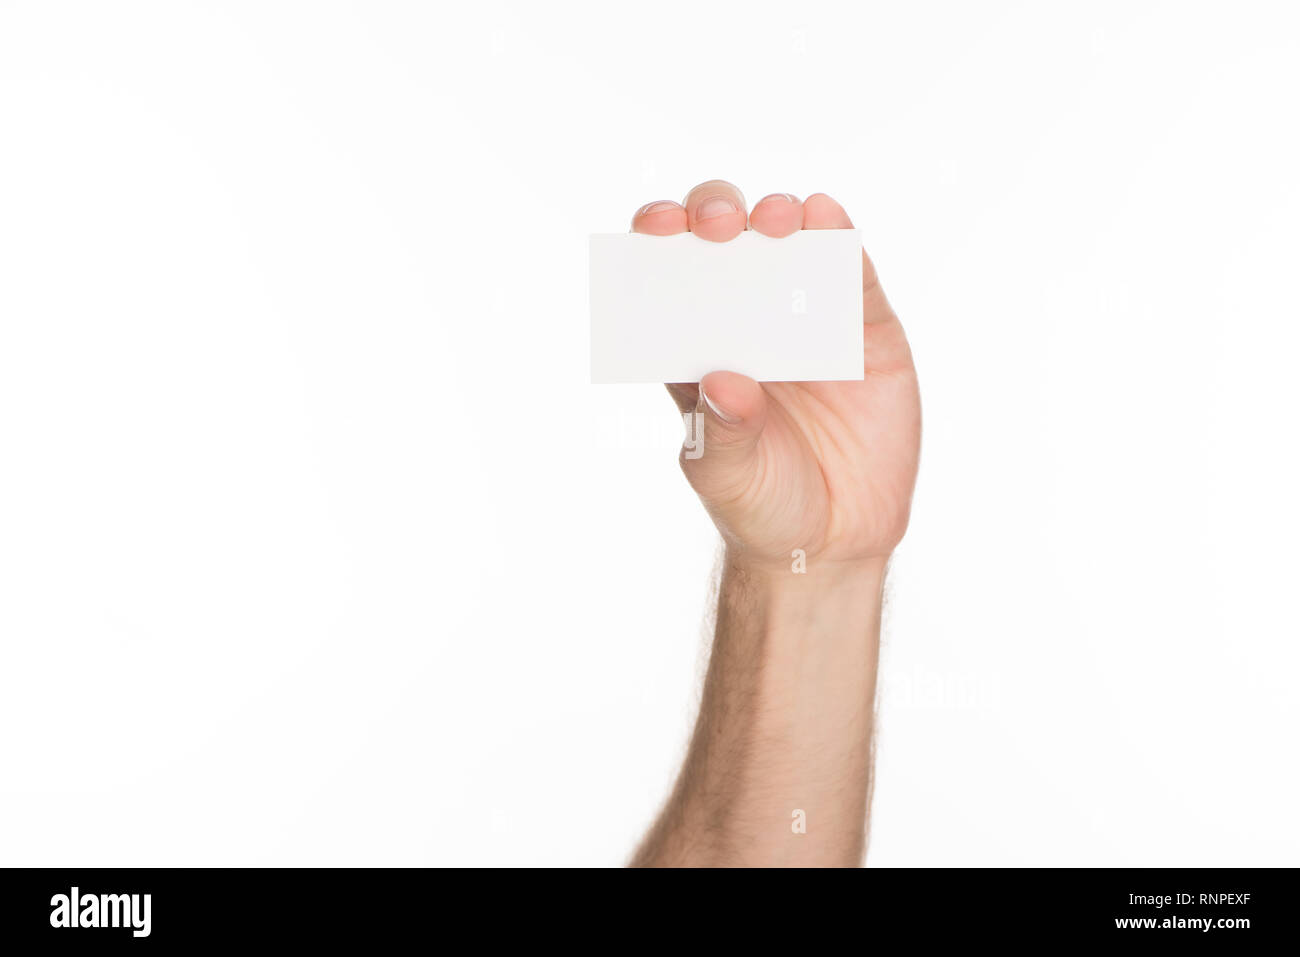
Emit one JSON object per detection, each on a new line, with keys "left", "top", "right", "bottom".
{"left": 634, "top": 200, "right": 680, "bottom": 218}
{"left": 695, "top": 196, "right": 739, "bottom": 221}
{"left": 759, "top": 193, "right": 799, "bottom": 204}
{"left": 700, "top": 387, "right": 741, "bottom": 424}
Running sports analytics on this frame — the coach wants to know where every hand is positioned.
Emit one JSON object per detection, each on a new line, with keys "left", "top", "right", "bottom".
{"left": 632, "top": 180, "right": 921, "bottom": 571}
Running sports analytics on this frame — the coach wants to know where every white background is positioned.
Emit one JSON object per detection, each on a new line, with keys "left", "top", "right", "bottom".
{"left": 2, "top": 1, "right": 1298, "bottom": 866}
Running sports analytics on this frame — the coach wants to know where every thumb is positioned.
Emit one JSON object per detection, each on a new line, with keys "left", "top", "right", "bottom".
{"left": 681, "top": 371, "right": 767, "bottom": 500}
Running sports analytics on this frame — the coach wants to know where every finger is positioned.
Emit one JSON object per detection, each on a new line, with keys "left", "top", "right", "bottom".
{"left": 684, "top": 179, "right": 747, "bottom": 243}
{"left": 680, "top": 371, "right": 767, "bottom": 502}
{"left": 802, "top": 192, "right": 893, "bottom": 326}
{"left": 804, "top": 192, "right": 911, "bottom": 373}
{"left": 748, "top": 193, "right": 803, "bottom": 237}
{"left": 633, "top": 201, "right": 694, "bottom": 410}
{"left": 631, "top": 199, "right": 688, "bottom": 235}
{"left": 801, "top": 192, "right": 854, "bottom": 229}
{"left": 665, "top": 381, "right": 699, "bottom": 413}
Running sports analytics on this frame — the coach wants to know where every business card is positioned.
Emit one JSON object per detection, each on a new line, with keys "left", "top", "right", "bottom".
{"left": 589, "top": 229, "right": 864, "bottom": 383}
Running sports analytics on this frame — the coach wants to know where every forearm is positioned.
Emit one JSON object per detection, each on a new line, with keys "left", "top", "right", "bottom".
{"left": 632, "top": 552, "right": 886, "bottom": 867}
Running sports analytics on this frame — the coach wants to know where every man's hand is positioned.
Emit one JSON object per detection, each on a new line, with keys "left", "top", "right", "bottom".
{"left": 630, "top": 180, "right": 920, "bottom": 867}
{"left": 633, "top": 180, "right": 920, "bottom": 572}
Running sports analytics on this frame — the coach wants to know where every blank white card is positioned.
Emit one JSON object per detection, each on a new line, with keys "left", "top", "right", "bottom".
{"left": 589, "top": 229, "right": 863, "bottom": 383}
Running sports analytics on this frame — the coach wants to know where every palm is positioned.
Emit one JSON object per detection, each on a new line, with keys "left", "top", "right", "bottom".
{"left": 692, "top": 301, "right": 919, "bottom": 564}
{"left": 750, "top": 350, "right": 920, "bottom": 562}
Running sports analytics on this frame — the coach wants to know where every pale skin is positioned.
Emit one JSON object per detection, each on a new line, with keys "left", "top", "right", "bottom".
{"left": 628, "top": 180, "right": 921, "bottom": 867}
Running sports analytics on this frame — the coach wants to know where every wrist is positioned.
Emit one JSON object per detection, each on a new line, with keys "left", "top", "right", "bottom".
{"left": 721, "top": 547, "right": 889, "bottom": 598}
{"left": 716, "top": 545, "right": 886, "bottom": 682}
